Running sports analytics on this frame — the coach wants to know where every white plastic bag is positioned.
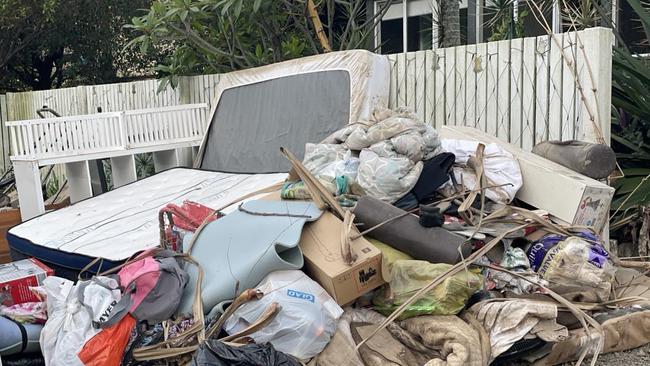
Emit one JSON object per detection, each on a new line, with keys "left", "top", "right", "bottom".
{"left": 40, "top": 276, "right": 121, "bottom": 366}
{"left": 440, "top": 139, "right": 523, "bottom": 204}
{"left": 223, "top": 270, "right": 343, "bottom": 360}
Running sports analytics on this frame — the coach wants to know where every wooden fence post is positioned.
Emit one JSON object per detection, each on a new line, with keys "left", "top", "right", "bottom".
{"left": 575, "top": 27, "right": 614, "bottom": 145}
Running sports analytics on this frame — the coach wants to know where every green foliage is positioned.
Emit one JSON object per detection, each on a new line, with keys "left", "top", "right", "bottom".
{"left": 45, "top": 173, "right": 60, "bottom": 199}
{"left": 486, "top": 0, "right": 529, "bottom": 41}
{"left": 127, "top": 0, "right": 390, "bottom": 89}
{"left": 607, "top": 0, "right": 650, "bottom": 220}
{"left": 135, "top": 153, "right": 155, "bottom": 179}
{"left": 1, "top": 0, "right": 163, "bottom": 93}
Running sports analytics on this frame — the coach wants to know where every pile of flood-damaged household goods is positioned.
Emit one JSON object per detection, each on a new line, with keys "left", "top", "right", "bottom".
{"left": 3, "top": 107, "right": 650, "bottom": 366}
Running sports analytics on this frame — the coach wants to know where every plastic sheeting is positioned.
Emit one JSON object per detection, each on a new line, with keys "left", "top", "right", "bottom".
{"left": 195, "top": 50, "right": 390, "bottom": 171}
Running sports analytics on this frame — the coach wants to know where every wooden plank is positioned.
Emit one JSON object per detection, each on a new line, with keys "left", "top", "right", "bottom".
{"left": 425, "top": 50, "right": 435, "bottom": 126}
{"left": 562, "top": 31, "right": 578, "bottom": 140}
{"left": 387, "top": 54, "right": 398, "bottom": 108}
{"left": 0, "top": 209, "right": 22, "bottom": 263}
{"left": 443, "top": 46, "right": 456, "bottom": 125}
{"left": 434, "top": 49, "right": 446, "bottom": 129}
{"left": 396, "top": 53, "right": 407, "bottom": 107}
{"left": 474, "top": 42, "right": 489, "bottom": 131}
{"left": 576, "top": 27, "right": 613, "bottom": 144}
{"left": 521, "top": 35, "right": 538, "bottom": 151}
{"left": 509, "top": 37, "right": 524, "bottom": 148}
{"left": 485, "top": 40, "right": 500, "bottom": 136}
{"left": 535, "top": 35, "right": 551, "bottom": 145}
{"left": 405, "top": 52, "right": 417, "bottom": 114}
{"left": 454, "top": 44, "right": 467, "bottom": 127}
{"left": 414, "top": 50, "right": 427, "bottom": 121}
{"left": 496, "top": 39, "right": 511, "bottom": 141}
{"left": 465, "top": 44, "right": 478, "bottom": 128}
{"left": 548, "top": 33, "right": 564, "bottom": 141}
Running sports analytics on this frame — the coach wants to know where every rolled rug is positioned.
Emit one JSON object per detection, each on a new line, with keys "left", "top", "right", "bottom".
{"left": 532, "top": 140, "right": 616, "bottom": 179}
{"left": 353, "top": 195, "right": 470, "bottom": 264}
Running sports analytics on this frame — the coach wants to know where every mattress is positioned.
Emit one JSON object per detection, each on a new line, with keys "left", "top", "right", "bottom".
{"left": 7, "top": 50, "right": 390, "bottom": 272}
{"left": 8, "top": 168, "right": 285, "bottom": 268}
{"left": 195, "top": 50, "right": 390, "bottom": 172}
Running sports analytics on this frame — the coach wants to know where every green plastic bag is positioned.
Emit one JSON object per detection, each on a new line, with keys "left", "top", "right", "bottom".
{"left": 373, "top": 260, "right": 483, "bottom": 320}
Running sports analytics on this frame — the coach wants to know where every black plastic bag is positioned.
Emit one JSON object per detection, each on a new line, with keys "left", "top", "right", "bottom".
{"left": 191, "top": 340, "right": 300, "bottom": 366}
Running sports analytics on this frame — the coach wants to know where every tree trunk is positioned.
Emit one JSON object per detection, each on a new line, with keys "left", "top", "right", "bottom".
{"left": 440, "top": 0, "right": 461, "bottom": 48}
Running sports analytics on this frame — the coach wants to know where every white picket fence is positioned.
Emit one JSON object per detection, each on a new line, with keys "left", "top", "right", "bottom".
{"left": 386, "top": 27, "right": 612, "bottom": 150}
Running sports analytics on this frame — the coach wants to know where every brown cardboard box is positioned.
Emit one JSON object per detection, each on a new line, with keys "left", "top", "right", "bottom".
{"left": 260, "top": 191, "right": 385, "bottom": 305}
{"left": 299, "top": 210, "right": 385, "bottom": 305}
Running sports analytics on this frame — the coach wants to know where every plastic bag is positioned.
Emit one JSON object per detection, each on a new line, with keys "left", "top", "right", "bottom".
{"left": 223, "top": 270, "right": 343, "bottom": 360}
{"left": 78, "top": 314, "right": 136, "bottom": 366}
{"left": 373, "top": 260, "right": 483, "bottom": 320}
{"left": 528, "top": 233, "right": 615, "bottom": 302}
{"left": 39, "top": 276, "right": 121, "bottom": 366}
{"left": 192, "top": 340, "right": 300, "bottom": 366}
{"left": 440, "top": 139, "right": 523, "bottom": 204}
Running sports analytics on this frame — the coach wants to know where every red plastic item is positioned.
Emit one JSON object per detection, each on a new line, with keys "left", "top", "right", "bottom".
{"left": 78, "top": 314, "right": 136, "bottom": 366}
{"left": 162, "top": 201, "right": 219, "bottom": 232}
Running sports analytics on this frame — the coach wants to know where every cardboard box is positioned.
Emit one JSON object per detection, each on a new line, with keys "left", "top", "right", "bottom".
{"left": 0, "top": 258, "right": 53, "bottom": 306}
{"left": 260, "top": 191, "right": 385, "bottom": 305}
{"left": 299, "top": 211, "right": 385, "bottom": 305}
{"left": 440, "top": 126, "right": 614, "bottom": 233}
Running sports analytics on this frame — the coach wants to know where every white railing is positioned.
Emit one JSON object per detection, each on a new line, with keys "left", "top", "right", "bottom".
{"left": 6, "top": 103, "right": 208, "bottom": 160}
{"left": 124, "top": 104, "right": 208, "bottom": 149}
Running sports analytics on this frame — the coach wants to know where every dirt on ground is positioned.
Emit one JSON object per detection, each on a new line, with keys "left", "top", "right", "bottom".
{"left": 560, "top": 343, "right": 650, "bottom": 366}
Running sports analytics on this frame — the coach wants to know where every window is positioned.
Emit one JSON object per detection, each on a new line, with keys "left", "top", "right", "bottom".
{"left": 375, "top": 0, "right": 472, "bottom": 53}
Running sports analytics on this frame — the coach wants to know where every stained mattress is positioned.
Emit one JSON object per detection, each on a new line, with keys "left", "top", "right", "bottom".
{"left": 8, "top": 168, "right": 285, "bottom": 269}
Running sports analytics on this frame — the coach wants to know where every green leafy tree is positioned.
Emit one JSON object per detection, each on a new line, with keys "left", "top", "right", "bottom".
{"left": 127, "top": 0, "right": 391, "bottom": 89}
{"left": 1, "top": 0, "right": 162, "bottom": 92}
{"left": 0, "top": 0, "right": 57, "bottom": 70}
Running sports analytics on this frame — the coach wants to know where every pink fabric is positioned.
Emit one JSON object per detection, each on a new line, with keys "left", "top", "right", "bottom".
{"left": 117, "top": 257, "right": 161, "bottom": 312}
{"left": 0, "top": 301, "right": 47, "bottom": 324}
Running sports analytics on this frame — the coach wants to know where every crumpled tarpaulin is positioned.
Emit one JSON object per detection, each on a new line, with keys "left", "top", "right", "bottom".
{"left": 309, "top": 307, "right": 490, "bottom": 366}
{"left": 468, "top": 300, "right": 568, "bottom": 361}
{"left": 303, "top": 107, "right": 442, "bottom": 203}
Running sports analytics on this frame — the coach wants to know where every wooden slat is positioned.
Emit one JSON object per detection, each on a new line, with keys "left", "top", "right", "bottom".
{"left": 454, "top": 44, "right": 467, "bottom": 127}
{"left": 474, "top": 42, "right": 489, "bottom": 131}
{"left": 434, "top": 49, "right": 446, "bottom": 129}
{"left": 562, "top": 30, "right": 578, "bottom": 140}
{"left": 396, "top": 53, "right": 407, "bottom": 107}
{"left": 509, "top": 37, "right": 524, "bottom": 147}
{"left": 485, "top": 40, "right": 500, "bottom": 136}
{"left": 0, "top": 209, "right": 22, "bottom": 264}
{"left": 535, "top": 35, "right": 551, "bottom": 145}
{"left": 521, "top": 35, "right": 538, "bottom": 151}
{"left": 405, "top": 52, "right": 417, "bottom": 114}
{"left": 548, "top": 33, "right": 564, "bottom": 141}
{"left": 465, "top": 44, "right": 478, "bottom": 128}
{"left": 443, "top": 46, "right": 456, "bottom": 125}
{"left": 496, "top": 39, "right": 511, "bottom": 140}
{"left": 388, "top": 54, "right": 398, "bottom": 108}
{"left": 425, "top": 50, "right": 435, "bottom": 126}
{"left": 414, "top": 50, "right": 427, "bottom": 122}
